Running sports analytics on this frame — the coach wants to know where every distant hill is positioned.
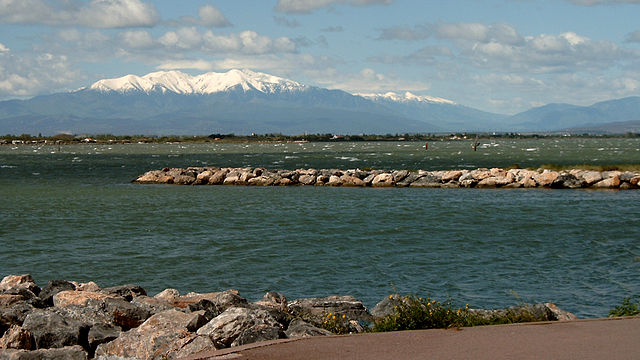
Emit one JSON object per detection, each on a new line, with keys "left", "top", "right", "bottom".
{"left": 0, "top": 69, "right": 638, "bottom": 135}
{"left": 358, "top": 92, "right": 508, "bottom": 132}
{"left": 507, "top": 97, "right": 640, "bottom": 132}
{"left": 562, "top": 120, "right": 640, "bottom": 134}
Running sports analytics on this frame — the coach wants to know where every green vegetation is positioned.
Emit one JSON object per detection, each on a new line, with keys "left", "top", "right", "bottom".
{"left": 371, "top": 295, "right": 547, "bottom": 332}
{"left": 2, "top": 131, "right": 639, "bottom": 145}
{"left": 320, "top": 312, "right": 352, "bottom": 335}
{"left": 609, "top": 297, "right": 640, "bottom": 317}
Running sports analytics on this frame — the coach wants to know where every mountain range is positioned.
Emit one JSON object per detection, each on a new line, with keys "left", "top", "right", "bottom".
{"left": 0, "top": 69, "right": 638, "bottom": 135}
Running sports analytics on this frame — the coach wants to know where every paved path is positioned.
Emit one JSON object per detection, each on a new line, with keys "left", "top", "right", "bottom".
{"left": 184, "top": 317, "right": 640, "bottom": 360}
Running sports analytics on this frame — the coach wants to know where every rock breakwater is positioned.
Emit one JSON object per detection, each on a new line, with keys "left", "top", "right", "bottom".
{"left": 134, "top": 166, "right": 640, "bottom": 189}
{"left": 1, "top": 274, "right": 576, "bottom": 359}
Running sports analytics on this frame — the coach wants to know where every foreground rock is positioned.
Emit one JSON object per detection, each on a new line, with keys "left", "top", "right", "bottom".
{"left": 134, "top": 167, "right": 640, "bottom": 189}
{"left": 0, "top": 274, "right": 578, "bottom": 359}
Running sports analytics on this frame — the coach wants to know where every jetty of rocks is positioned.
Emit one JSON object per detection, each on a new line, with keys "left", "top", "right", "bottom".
{"left": 0, "top": 275, "right": 576, "bottom": 359}
{"left": 134, "top": 166, "right": 640, "bottom": 189}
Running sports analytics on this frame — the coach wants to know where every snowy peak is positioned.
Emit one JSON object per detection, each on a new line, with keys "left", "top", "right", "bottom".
{"left": 89, "top": 69, "right": 307, "bottom": 95}
{"left": 358, "top": 91, "right": 456, "bottom": 105}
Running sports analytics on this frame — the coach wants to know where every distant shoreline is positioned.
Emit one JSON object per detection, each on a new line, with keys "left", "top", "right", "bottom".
{"left": 2, "top": 132, "right": 639, "bottom": 145}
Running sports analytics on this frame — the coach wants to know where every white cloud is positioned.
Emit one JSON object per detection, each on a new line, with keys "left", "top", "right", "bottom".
{"left": 324, "top": 68, "right": 430, "bottom": 94}
{"left": 203, "top": 30, "right": 296, "bottom": 54}
{"left": 626, "top": 30, "right": 640, "bottom": 43}
{"left": 156, "top": 60, "right": 214, "bottom": 71}
{"left": 158, "top": 27, "right": 202, "bottom": 49}
{"left": 120, "top": 30, "right": 155, "bottom": 49}
{"left": 0, "top": 0, "right": 158, "bottom": 28}
{"left": 275, "top": 0, "right": 393, "bottom": 14}
{"left": 0, "top": 50, "right": 80, "bottom": 98}
{"left": 198, "top": 5, "right": 231, "bottom": 27}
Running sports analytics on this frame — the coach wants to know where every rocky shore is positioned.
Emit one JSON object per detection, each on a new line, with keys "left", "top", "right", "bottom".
{"left": 134, "top": 166, "right": 640, "bottom": 189}
{"left": 0, "top": 275, "right": 577, "bottom": 359}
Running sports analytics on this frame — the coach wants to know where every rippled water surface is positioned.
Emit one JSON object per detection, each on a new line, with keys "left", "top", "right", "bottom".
{"left": 1, "top": 139, "right": 639, "bottom": 318}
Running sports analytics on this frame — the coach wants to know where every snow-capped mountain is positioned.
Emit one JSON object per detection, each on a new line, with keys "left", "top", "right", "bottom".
{"left": 358, "top": 91, "right": 456, "bottom": 105}
{"left": 3, "top": 68, "right": 635, "bottom": 135}
{"left": 89, "top": 69, "right": 307, "bottom": 95}
{"left": 0, "top": 69, "right": 441, "bottom": 135}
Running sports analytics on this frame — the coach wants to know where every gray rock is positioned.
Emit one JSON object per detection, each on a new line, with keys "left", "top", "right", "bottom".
{"left": 284, "top": 319, "right": 332, "bottom": 338}
{"left": 131, "top": 295, "right": 177, "bottom": 316}
{"left": 211, "top": 290, "right": 249, "bottom": 311}
{"left": 1, "top": 302, "right": 34, "bottom": 337}
{"left": 103, "top": 298, "right": 151, "bottom": 331}
{"left": 0, "top": 345, "right": 87, "bottom": 360}
{"left": 552, "top": 174, "right": 583, "bottom": 189}
{"left": 188, "top": 300, "right": 222, "bottom": 323}
{"left": 254, "top": 292, "right": 288, "bottom": 312}
{"left": 100, "top": 284, "right": 146, "bottom": 301}
{"left": 370, "top": 294, "right": 403, "bottom": 318}
{"left": 86, "top": 324, "right": 120, "bottom": 358}
{"left": 21, "top": 309, "right": 88, "bottom": 350}
{"left": 287, "top": 296, "right": 372, "bottom": 328}
{"left": 39, "top": 281, "right": 76, "bottom": 306}
{"left": 231, "top": 324, "right": 284, "bottom": 347}
{"left": 94, "top": 309, "right": 197, "bottom": 360}
{"left": 392, "top": 170, "right": 409, "bottom": 182}
{"left": 196, "top": 307, "right": 283, "bottom": 349}
{"left": 409, "top": 174, "right": 442, "bottom": 188}
{"left": 396, "top": 173, "right": 423, "bottom": 187}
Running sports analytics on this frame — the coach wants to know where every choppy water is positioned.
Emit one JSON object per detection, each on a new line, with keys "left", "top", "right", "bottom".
{"left": 1, "top": 139, "right": 639, "bottom": 318}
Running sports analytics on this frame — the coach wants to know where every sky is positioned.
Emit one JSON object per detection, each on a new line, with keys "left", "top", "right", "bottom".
{"left": 1, "top": 0, "right": 640, "bottom": 114}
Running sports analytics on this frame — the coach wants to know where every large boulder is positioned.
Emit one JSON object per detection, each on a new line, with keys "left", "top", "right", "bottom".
{"left": 592, "top": 176, "right": 621, "bottom": 189}
{"left": 552, "top": 173, "right": 583, "bottom": 189}
{"left": 196, "top": 307, "right": 284, "bottom": 349}
{"left": 21, "top": 309, "right": 88, "bottom": 350}
{"left": 132, "top": 295, "right": 178, "bottom": 316}
{"left": 0, "top": 302, "right": 34, "bottom": 337}
{"left": 86, "top": 324, "right": 119, "bottom": 358}
{"left": 287, "top": 296, "right": 373, "bottom": 328}
{"left": 0, "top": 325, "right": 34, "bottom": 350}
{"left": 370, "top": 294, "right": 404, "bottom": 319}
{"left": 99, "top": 284, "right": 146, "bottom": 301}
{"left": 534, "top": 170, "right": 559, "bottom": 186}
{"left": 38, "top": 281, "right": 76, "bottom": 306}
{"left": 254, "top": 292, "right": 288, "bottom": 312}
{"left": 0, "top": 276, "right": 39, "bottom": 296}
{"left": 52, "top": 291, "right": 118, "bottom": 308}
{"left": 371, "top": 173, "right": 394, "bottom": 187}
{"left": 0, "top": 345, "right": 87, "bottom": 359}
{"left": 94, "top": 309, "right": 206, "bottom": 360}
{"left": 284, "top": 319, "right": 332, "bottom": 338}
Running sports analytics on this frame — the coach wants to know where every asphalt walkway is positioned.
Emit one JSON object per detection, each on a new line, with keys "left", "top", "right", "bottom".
{"left": 184, "top": 317, "right": 640, "bottom": 360}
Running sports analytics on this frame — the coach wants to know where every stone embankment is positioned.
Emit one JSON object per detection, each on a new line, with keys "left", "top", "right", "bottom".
{"left": 134, "top": 166, "right": 640, "bottom": 189}
{"left": 0, "top": 274, "right": 576, "bottom": 359}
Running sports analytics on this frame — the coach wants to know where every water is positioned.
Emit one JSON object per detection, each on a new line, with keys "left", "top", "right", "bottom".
{"left": 1, "top": 139, "right": 639, "bottom": 318}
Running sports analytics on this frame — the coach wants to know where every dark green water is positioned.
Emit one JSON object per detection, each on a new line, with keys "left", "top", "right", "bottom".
{"left": 1, "top": 139, "right": 639, "bottom": 317}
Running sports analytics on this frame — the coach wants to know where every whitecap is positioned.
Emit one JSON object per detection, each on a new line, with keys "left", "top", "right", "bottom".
{"left": 525, "top": 148, "right": 537, "bottom": 152}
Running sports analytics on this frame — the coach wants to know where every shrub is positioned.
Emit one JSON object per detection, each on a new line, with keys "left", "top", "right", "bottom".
{"left": 371, "top": 295, "right": 550, "bottom": 332}
{"left": 609, "top": 297, "right": 640, "bottom": 317}
{"left": 372, "top": 295, "right": 473, "bottom": 332}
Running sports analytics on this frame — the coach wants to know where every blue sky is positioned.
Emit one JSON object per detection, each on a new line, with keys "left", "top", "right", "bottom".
{"left": 1, "top": 0, "right": 639, "bottom": 114}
